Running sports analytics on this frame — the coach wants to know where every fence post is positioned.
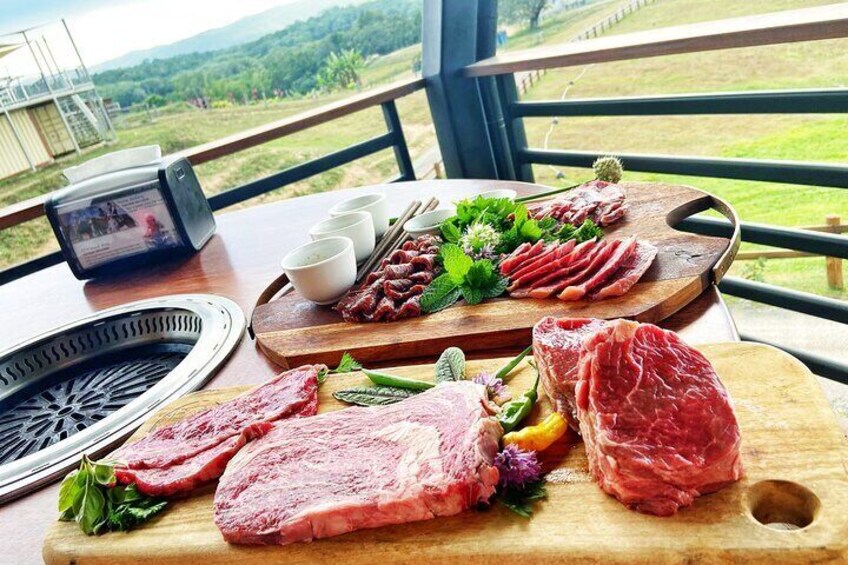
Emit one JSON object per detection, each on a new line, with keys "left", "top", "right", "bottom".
{"left": 422, "top": 0, "right": 499, "bottom": 179}
{"left": 826, "top": 214, "right": 844, "bottom": 289}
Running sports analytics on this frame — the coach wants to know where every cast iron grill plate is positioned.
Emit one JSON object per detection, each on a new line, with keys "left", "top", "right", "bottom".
{"left": 0, "top": 295, "right": 244, "bottom": 504}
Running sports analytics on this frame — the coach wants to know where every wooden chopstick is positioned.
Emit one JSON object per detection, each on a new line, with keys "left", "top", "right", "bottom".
{"left": 356, "top": 200, "right": 421, "bottom": 281}
{"left": 385, "top": 197, "right": 440, "bottom": 256}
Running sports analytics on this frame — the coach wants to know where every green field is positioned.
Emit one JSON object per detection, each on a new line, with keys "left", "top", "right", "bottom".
{"left": 0, "top": 0, "right": 845, "bottom": 301}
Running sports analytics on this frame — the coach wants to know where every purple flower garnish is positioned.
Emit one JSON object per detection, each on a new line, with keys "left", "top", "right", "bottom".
{"left": 472, "top": 371, "right": 511, "bottom": 403}
{"left": 494, "top": 444, "right": 542, "bottom": 490}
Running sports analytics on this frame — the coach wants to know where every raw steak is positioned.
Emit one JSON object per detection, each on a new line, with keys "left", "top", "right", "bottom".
{"left": 576, "top": 320, "right": 743, "bottom": 516}
{"left": 532, "top": 316, "right": 607, "bottom": 430}
{"left": 529, "top": 180, "right": 627, "bottom": 227}
{"left": 557, "top": 237, "right": 636, "bottom": 301}
{"left": 113, "top": 366, "right": 320, "bottom": 496}
{"left": 214, "top": 382, "right": 502, "bottom": 545}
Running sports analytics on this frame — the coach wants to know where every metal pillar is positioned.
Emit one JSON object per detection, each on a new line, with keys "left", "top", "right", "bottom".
{"left": 22, "top": 30, "right": 81, "bottom": 155}
{"left": 422, "top": 0, "right": 498, "bottom": 179}
{"left": 63, "top": 18, "right": 116, "bottom": 139}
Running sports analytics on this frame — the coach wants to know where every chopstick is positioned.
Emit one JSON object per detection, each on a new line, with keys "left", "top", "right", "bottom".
{"left": 514, "top": 182, "right": 581, "bottom": 204}
{"left": 356, "top": 200, "right": 422, "bottom": 282}
{"left": 385, "top": 196, "right": 439, "bottom": 254}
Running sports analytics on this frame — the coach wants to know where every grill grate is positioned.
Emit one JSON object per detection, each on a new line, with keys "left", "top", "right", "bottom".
{"left": 0, "top": 345, "right": 190, "bottom": 465}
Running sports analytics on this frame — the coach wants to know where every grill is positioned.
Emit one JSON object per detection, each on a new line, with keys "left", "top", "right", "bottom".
{"left": 0, "top": 295, "right": 244, "bottom": 504}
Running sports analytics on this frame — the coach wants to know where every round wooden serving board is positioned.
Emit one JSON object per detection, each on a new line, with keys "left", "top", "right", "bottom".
{"left": 43, "top": 343, "right": 848, "bottom": 564}
{"left": 252, "top": 181, "right": 739, "bottom": 369}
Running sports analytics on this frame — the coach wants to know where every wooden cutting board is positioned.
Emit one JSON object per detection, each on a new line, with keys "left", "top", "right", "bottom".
{"left": 251, "top": 181, "right": 739, "bottom": 369}
{"left": 44, "top": 343, "right": 847, "bottom": 564}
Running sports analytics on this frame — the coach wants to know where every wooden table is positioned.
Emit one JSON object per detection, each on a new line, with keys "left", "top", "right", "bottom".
{"left": 0, "top": 180, "right": 737, "bottom": 565}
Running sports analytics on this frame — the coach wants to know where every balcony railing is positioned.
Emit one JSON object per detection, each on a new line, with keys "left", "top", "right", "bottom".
{"left": 0, "top": 1, "right": 845, "bottom": 383}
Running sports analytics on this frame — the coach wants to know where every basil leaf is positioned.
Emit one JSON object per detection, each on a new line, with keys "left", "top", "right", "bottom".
{"left": 77, "top": 477, "right": 106, "bottom": 535}
{"left": 435, "top": 347, "right": 465, "bottom": 383}
{"left": 91, "top": 460, "right": 116, "bottom": 487}
{"left": 58, "top": 469, "right": 82, "bottom": 513}
{"left": 333, "top": 386, "right": 419, "bottom": 406}
{"left": 420, "top": 274, "right": 461, "bottom": 313}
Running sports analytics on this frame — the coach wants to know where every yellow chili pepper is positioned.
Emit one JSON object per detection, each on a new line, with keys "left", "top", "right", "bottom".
{"left": 502, "top": 412, "right": 568, "bottom": 452}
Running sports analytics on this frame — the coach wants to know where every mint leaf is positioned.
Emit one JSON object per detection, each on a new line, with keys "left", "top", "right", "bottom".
{"left": 440, "top": 243, "right": 473, "bottom": 284}
{"left": 440, "top": 220, "right": 462, "bottom": 244}
{"left": 465, "top": 260, "right": 496, "bottom": 288}
{"left": 460, "top": 284, "right": 484, "bottom": 305}
{"left": 482, "top": 276, "right": 509, "bottom": 299}
{"left": 420, "top": 273, "right": 461, "bottom": 313}
{"left": 335, "top": 352, "right": 362, "bottom": 374}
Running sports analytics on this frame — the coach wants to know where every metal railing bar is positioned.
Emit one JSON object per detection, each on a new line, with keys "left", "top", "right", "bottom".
{"left": 720, "top": 277, "right": 848, "bottom": 325}
{"left": 208, "top": 132, "right": 396, "bottom": 211}
{"left": 381, "top": 101, "right": 416, "bottom": 182}
{"left": 677, "top": 216, "right": 848, "bottom": 259}
{"left": 740, "top": 333, "right": 848, "bottom": 385}
{"left": 0, "top": 251, "right": 64, "bottom": 286}
{"left": 518, "top": 149, "right": 848, "bottom": 189}
{"left": 511, "top": 88, "right": 848, "bottom": 117}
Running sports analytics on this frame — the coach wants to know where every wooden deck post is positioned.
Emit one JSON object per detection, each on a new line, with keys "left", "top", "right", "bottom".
{"left": 826, "top": 214, "right": 844, "bottom": 289}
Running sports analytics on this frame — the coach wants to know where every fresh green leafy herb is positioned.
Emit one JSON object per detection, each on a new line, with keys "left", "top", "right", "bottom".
{"left": 556, "top": 219, "right": 604, "bottom": 243}
{"left": 497, "top": 480, "right": 548, "bottom": 518}
{"left": 363, "top": 369, "right": 435, "bottom": 391}
{"left": 318, "top": 352, "right": 362, "bottom": 383}
{"left": 495, "top": 346, "right": 533, "bottom": 381}
{"left": 420, "top": 244, "right": 509, "bottom": 314}
{"left": 57, "top": 456, "right": 166, "bottom": 535}
{"left": 435, "top": 347, "right": 466, "bottom": 383}
{"left": 333, "top": 386, "right": 419, "bottom": 406}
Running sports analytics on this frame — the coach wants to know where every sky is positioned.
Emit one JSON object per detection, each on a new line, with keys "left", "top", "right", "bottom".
{"left": 0, "top": 0, "right": 296, "bottom": 71}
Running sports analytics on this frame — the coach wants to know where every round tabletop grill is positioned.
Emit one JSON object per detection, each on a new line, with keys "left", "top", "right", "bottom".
{"left": 0, "top": 295, "right": 244, "bottom": 504}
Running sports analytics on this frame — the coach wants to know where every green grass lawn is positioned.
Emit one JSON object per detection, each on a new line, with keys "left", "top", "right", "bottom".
{"left": 1, "top": 0, "right": 845, "bottom": 303}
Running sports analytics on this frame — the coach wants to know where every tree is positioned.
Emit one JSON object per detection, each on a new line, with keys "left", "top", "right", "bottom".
{"left": 316, "top": 49, "right": 365, "bottom": 91}
{"left": 500, "top": 0, "right": 551, "bottom": 30}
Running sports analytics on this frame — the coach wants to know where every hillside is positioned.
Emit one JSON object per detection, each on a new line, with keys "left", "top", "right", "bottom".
{"left": 93, "top": 0, "right": 421, "bottom": 107}
{"left": 94, "top": 0, "right": 363, "bottom": 72}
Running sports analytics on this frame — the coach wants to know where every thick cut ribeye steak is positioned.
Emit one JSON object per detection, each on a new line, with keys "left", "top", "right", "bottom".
{"left": 114, "top": 366, "right": 320, "bottom": 496}
{"left": 576, "top": 320, "right": 743, "bottom": 516}
{"left": 213, "top": 382, "right": 502, "bottom": 545}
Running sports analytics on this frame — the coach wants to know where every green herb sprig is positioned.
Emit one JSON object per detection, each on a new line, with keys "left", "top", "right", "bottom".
{"left": 58, "top": 456, "right": 166, "bottom": 535}
{"left": 420, "top": 244, "right": 509, "bottom": 313}
{"left": 497, "top": 480, "right": 548, "bottom": 517}
{"left": 318, "top": 352, "right": 362, "bottom": 383}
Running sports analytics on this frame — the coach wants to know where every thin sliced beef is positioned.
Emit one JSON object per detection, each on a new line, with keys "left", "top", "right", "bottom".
{"left": 518, "top": 239, "right": 606, "bottom": 299}
{"left": 532, "top": 316, "right": 607, "bottom": 430}
{"left": 214, "top": 382, "right": 502, "bottom": 545}
{"left": 500, "top": 241, "right": 543, "bottom": 275}
{"left": 529, "top": 180, "right": 627, "bottom": 227}
{"left": 576, "top": 320, "right": 743, "bottom": 516}
{"left": 506, "top": 240, "right": 580, "bottom": 292}
{"left": 591, "top": 241, "right": 657, "bottom": 300}
{"left": 112, "top": 366, "right": 320, "bottom": 497}
{"left": 558, "top": 237, "right": 636, "bottom": 301}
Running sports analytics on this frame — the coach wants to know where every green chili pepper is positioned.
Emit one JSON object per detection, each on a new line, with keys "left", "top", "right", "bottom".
{"left": 498, "top": 372, "right": 540, "bottom": 433}
{"left": 495, "top": 345, "right": 532, "bottom": 380}
{"left": 363, "top": 369, "right": 435, "bottom": 391}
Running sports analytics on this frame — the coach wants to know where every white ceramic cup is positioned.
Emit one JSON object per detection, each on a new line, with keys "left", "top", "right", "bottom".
{"left": 329, "top": 193, "right": 389, "bottom": 238}
{"left": 403, "top": 208, "right": 455, "bottom": 237}
{"left": 478, "top": 189, "right": 518, "bottom": 201}
{"left": 281, "top": 237, "right": 356, "bottom": 305}
{"left": 309, "top": 211, "right": 375, "bottom": 263}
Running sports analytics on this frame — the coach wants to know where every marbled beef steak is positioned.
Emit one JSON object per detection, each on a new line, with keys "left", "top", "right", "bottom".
{"left": 576, "top": 320, "right": 743, "bottom": 515}
{"left": 213, "top": 381, "right": 502, "bottom": 545}
{"left": 114, "top": 366, "right": 320, "bottom": 497}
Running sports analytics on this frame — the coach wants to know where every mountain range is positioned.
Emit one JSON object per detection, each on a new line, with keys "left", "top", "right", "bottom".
{"left": 93, "top": 0, "right": 363, "bottom": 72}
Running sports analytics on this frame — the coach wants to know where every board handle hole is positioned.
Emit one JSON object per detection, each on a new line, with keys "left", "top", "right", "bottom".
{"left": 746, "top": 480, "right": 820, "bottom": 531}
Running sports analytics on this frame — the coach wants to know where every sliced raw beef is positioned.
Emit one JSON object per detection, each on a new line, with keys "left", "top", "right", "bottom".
{"left": 576, "top": 320, "right": 743, "bottom": 516}
{"left": 557, "top": 237, "right": 636, "bottom": 301}
{"left": 500, "top": 240, "right": 544, "bottom": 275}
{"left": 532, "top": 316, "right": 607, "bottom": 430}
{"left": 529, "top": 180, "right": 627, "bottom": 227}
{"left": 214, "top": 382, "right": 502, "bottom": 545}
{"left": 591, "top": 241, "right": 658, "bottom": 300}
{"left": 113, "top": 366, "right": 320, "bottom": 497}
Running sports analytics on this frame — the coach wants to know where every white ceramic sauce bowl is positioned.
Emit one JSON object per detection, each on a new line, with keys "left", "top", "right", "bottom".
{"left": 329, "top": 193, "right": 389, "bottom": 238}
{"left": 478, "top": 189, "right": 518, "bottom": 201}
{"left": 281, "top": 237, "right": 356, "bottom": 305}
{"left": 403, "top": 208, "right": 455, "bottom": 237}
{"left": 309, "top": 211, "right": 375, "bottom": 263}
